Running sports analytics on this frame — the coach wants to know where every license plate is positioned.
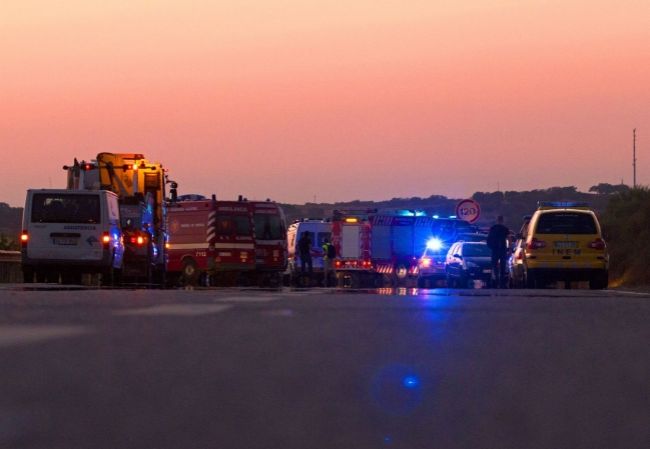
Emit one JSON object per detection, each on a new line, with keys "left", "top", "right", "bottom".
{"left": 54, "top": 237, "right": 78, "bottom": 245}
{"left": 554, "top": 241, "right": 577, "bottom": 249}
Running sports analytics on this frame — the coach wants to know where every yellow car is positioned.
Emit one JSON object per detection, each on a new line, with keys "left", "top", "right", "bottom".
{"left": 521, "top": 202, "right": 609, "bottom": 289}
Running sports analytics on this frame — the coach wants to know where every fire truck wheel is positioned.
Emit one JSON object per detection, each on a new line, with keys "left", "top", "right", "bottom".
{"left": 182, "top": 259, "right": 199, "bottom": 285}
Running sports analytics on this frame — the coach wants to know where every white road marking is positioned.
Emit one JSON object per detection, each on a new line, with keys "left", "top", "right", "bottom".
{"left": 212, "top": 296, "right": 281, "bottom": 303}
{"left": 0, "top": 325, "right": 89, "bottom": 348}
{"left": 612, "top": 290, "right": 650, "bottom": 297}
{"left": 114, "top": 304, "right": 233, "bottom": 317}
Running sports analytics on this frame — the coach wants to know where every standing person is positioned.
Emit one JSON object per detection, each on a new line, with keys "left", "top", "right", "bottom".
{"left": 297, "top": 232, "right": 313, "bottom": 281}
{"left": 321, "top": 238, "right": 336, "bottom": 287}
{"left": 487, "top": 215, "right": 510, "bottom": 288}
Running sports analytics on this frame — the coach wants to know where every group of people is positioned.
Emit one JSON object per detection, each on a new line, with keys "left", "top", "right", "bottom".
{"left": 297, "top": 232, "right": 336, "bottom": 287}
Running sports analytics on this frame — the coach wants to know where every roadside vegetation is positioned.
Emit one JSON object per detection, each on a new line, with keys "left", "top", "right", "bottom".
{"left": 600, "top": 187, "right": 650, "bottom": 286}
{"left": 0, "top": 234, "right": 19, "bottom": 251}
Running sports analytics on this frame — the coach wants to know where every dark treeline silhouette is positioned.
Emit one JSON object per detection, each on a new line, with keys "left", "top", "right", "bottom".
{"left": 0, "top": 203, "right": 22, "bottom": 250}
{"left": 282, "top": 185, "right": 615, "bottom": 229}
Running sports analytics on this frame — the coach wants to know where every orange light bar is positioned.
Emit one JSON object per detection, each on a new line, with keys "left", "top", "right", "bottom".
{"left": 344, "top": 217, "right": 359, "bottom": 223}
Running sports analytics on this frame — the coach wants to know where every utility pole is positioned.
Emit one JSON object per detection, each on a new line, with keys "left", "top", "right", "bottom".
{"left": 633, "top": 128, "right": 637, "bottom": 188}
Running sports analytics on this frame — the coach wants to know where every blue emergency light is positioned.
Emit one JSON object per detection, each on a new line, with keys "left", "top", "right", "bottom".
{"left": 538, "top": 201, "right": 589, "bottom": 208}
{"left": 426, "top": 238, "right": 444, "bottom": 251}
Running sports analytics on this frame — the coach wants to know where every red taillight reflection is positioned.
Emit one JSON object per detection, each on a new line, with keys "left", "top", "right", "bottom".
{"left": 526, "top": 238, "right": 546, "bottom": 250}
{"left": 588, "top": 238, "right": 606, "bottom": 250}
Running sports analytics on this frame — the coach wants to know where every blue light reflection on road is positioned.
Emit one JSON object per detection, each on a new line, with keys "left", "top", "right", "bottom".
{"left": 370, "top": 365, "right": 425, "bottom": 417}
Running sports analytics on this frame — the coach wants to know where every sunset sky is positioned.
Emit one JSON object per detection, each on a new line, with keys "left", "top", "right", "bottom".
{"left": 2, "top": 0, "right": 649, "bottom": 206}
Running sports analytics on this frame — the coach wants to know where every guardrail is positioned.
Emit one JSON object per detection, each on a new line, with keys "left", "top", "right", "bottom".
{"left": 0, "top": 250, "right": 21, "bottom": 283}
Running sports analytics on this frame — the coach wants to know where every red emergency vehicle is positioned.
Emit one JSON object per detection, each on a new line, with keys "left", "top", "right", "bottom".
{"left": 331, "top": 209, "right": 374, "bottom": 288}
{"left": 166, "top": 197, "right": 255, "bottom": 285}
{"left": 332, "top": 209, "right": 432, "bottom": 288}
{"left": 250, "top": 200, "right": 287, "bottom": 286}
{"left": 369, "top": 212, "right": 433, "bottom": 283}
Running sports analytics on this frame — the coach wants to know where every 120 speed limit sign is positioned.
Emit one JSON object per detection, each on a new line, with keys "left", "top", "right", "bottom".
{"left": 456, "top": 199, "right": 481, "bottom": 223}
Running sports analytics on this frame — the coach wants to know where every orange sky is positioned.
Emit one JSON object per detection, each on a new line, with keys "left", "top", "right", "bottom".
{"left": 1, "top": 0, "right": 649, "bottom": 206}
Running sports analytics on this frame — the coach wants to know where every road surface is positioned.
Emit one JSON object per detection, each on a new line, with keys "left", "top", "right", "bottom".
{"left": 0, "top": 285, "right": 649, "bottom": 449}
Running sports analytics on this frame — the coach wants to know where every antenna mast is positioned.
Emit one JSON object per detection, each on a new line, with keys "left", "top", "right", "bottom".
{"left": 633, "top": 128, "right": 637, "bottom": 188}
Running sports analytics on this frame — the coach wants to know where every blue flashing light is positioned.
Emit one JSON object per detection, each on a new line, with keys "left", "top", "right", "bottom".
{"left": 538, "top": 201, "right": 589, "bottom": 208}
{"left": 402, "top": 375, "right": 420, "bottom": 389}
{"left": 426, "top": 238, "right": 443, "bottom": 251}
{"left": 448, "top": 215, "right": 457, "bottom": 219}
{"left": 433, "top": 215, "right": 440, "bottom": 219}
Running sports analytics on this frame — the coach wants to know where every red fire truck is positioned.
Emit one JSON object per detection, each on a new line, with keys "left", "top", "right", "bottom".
{"left": 332, "top": 209, "right": 432, "bottom": 288}
{"left": 331, "top": 209, "right": 374, "bottom": 288}
{"left": 166, "top": 197, "right": 255, "bottom": 286}
{"left": 250, "top": 200, "right": 287, "bottom": 286}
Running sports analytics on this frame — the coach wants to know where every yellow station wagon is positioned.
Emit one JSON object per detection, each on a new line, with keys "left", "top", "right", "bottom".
{"left": 521, "top": 202, "right": 609, "bottom": 289}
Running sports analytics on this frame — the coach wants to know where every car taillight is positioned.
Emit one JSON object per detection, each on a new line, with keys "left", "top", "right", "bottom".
{"left": 102, "top": 232, "right": 110, "bottom": 246}
{"left": 335, "top": 260, "right": 342, "bottom": 268}
{"left": 136, "top": 235, "right": 145, "bottom": 246}
{"left": 588, "top": 238, "right": 606, "bottom": 250}
{"left": 526, "top": 238, "right": 546, "bottom": 250}
{"left": 362, "top": 260, "right": 372, "bottom": 268}
{"left": 420, "top": 257, "right": 432, "bottom": 268}
{"left": 20, "top": 230, "right": 28, "bottom": 246}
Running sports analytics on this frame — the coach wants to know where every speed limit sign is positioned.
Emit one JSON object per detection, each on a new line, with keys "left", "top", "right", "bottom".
{"left": 456, "top": 199, "right": 481, "bottom": 223}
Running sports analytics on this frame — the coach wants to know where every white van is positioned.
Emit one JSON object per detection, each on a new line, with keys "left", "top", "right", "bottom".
{"left": 21, "top": 189, "right": 124, "bottom": 284}
{"left": 286, "top": 219, "right": 332, "bottom": 285}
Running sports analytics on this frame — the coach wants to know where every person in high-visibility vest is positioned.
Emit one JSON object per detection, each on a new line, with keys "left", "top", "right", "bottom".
{"left": 322, "top": 238, "right": 336, "bottom": 287}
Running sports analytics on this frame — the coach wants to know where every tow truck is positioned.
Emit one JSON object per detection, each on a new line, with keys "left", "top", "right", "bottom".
{"left": 64, "top": 153, "right": 168, "bottom": 284}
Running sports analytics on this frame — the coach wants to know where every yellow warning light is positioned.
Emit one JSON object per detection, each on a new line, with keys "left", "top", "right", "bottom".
{"left": 344, "top": 217, "right": 359, "bottom": 223}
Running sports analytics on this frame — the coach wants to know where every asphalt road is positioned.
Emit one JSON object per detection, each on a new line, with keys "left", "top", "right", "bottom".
{"left": 0, "top": 285, "right": 649, "bottom": 449}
